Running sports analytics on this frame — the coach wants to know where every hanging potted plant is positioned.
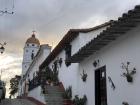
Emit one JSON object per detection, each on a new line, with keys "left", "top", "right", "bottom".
{"left": 121, "top": 62, "right": 136, "bottom": 82}
{"left": 80, "top": 70, "right": 88, "bottom": 82}
{"left": 63, "top": 86, "right": 72, "bottom": 105}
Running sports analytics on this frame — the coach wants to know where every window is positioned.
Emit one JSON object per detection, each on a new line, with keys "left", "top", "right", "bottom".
{"left": 32, "top": 44, "right": 35, "bottom": 46}
{"left": 31, "top": 53, "right": 34, "bottom": 60}
{"left": 65, "top": 44, "right": 71, "bottom": 67}
{"left": 26, "top": 50, "right": 28, "bottom": 52}
{"left": 32, "top": 50, "right": 34, "bottom": 52}
{"left": 27, "top": 44, "right": 29, "bottom": 46}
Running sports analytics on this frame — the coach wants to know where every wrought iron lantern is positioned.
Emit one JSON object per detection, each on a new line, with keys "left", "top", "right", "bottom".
{"left": 0, "top": 42, "right": 6, "bottom": 54}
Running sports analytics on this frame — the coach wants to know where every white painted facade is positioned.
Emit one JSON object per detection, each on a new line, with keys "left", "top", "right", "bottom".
{"left": 22, "top": 43, "right": 39, "bottom": 75}
{"left": 48, "top": 51, "right": 79, "bottom": 98}
{"left": 45, "top": 22, "right": 140, "bottom": 105}
{"left": 28, "top": 86, "right": 45, "bottom": 103}
{"left": 19, "top": 19, "right": 140, "bottom": 105}
{"left": 46, "top": 26, "right": 108, "bottom": 99}
{"left": 19, "top": 35, "right": 41, "bottom": 96}
{"left": 73, "top": 24, "right": 140, "bottom": 105}
{"left": 24, "top": 44, "right": 51, "bottom": 103}
{"left": 27, "top": 44, "right": 51, "bottom": 80}
{"left": 71, "top": 27, "right": 107, "bottom": 55}
{"left": 19, "top": 34, "right": 51, "bottom": 104}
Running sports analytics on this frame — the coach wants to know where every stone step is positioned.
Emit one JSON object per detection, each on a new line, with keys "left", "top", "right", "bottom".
{"left": 46, "top": 103, "right": 63, "bottom": 105}
{"left": 46, "top": 101, "right": 63, "bottom": 105}
{"left": 46, "top": 99, "right": 63, "bottom": 102}
{"left": 45, "top": 97, "right": 63, "bottom": 101}
{"left": 46, "top": 86, "right": 63, "bottom": 90}
{"left": 45, "top": 93, "right": 63, "bottom": 96}
{"left": 45, "top": 95, "right": 63, "bottom": 99}
{"left": 44, "top": 85, "right": 64, "bottom": 105}
{"left": 45, "top": 91, "right": 63, "bottom": 94}
{"left": 45, "top": 94, "right": 63, "bottom": 98}
{"left": 46, "top": 88, "right": 63, "bottom": 91}
{"left": 45, "top": 97, "right": 63, "bottom": 100}
{"left": 45, "top": 89, "right": 63, "bottom": 92}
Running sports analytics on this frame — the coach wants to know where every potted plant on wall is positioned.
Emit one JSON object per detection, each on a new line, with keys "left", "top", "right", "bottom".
{"left": 72, "top": 95, "right": 87, "bottom": 105}
{"left": 52, "top": 67, "right": 59, "bottom": 86}
{"left": 121, "top": 62, "right": 136, "bottom": 82}
{"left": 122, "top": 102, "right": 129, "bottom": 105}
{"left": 63, "top": 86, "right": 72, "bottom": 105}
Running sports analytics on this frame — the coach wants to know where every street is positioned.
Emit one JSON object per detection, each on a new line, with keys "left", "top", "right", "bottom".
{"left": 0, "top": 99, "right": 36, "bottom": 105}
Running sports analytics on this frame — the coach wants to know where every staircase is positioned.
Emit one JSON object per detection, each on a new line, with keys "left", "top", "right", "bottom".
{"left": 44, "top": 85, "right": 64, "bottom": 105}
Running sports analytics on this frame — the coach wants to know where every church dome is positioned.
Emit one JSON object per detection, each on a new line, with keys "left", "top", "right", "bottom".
{"left": 26, "top": 34, "right": 40, "bottom": 45}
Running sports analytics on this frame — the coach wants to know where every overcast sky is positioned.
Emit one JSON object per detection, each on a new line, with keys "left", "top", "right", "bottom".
{"left": 0, "top": 0, "right": 140, "bottom": 97}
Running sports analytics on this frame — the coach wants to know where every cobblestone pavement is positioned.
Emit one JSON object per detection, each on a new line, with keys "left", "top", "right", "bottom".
{"left": 0, "top": 99, "right": 37, "bottom": 105}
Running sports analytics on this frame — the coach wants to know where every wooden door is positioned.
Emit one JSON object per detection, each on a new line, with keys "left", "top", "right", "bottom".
{"left": 95, "top": 66, "right": 107, "bottom": 105}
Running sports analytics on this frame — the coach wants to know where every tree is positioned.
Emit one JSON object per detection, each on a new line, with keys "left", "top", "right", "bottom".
{"left": 9, "top": 75, "right": 21, "bottom": 98}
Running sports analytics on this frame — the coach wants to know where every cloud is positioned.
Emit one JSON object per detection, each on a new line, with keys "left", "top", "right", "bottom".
{"left": 0, "top": 54, "right": 21, "bottom": 97}
{"left": 0, "top": 0, "right": 140, "bottom": 97}
{"left": 1, "top": 0, "right": 140, "bottom": 52}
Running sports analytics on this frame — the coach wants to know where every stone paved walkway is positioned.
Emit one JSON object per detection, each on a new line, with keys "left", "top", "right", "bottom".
{"left": 0, "top": 99, "right": 37, "bottom": 105}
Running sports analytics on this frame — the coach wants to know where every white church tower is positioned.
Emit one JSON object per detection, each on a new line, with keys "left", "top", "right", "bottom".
{"left": 22, "top": 32, "right": 40, "bottom": 75}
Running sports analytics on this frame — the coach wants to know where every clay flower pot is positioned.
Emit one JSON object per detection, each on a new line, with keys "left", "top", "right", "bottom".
{"left": 126, "top": 75, "right": 133, "bottom": 82}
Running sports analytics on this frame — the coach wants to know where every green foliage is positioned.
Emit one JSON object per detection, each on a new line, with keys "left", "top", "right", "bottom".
{"left": 121, "top": 62, "right": 136, "bottom": 82}
{"left": 9, "top": 75, "right": 21, "bottom": 97}
{"left": 45, "top": 66, "right": 53, "bottom": 80}
{"left": 73, "top": 95, "right": 87, "bottom": 105}
{"left": 52, "top": 66, "right": 59, "bottom": 84}
{"left": 41, "top": 66, "right": 59, "bottom": 85}
{"left": 46, "top": 66, "right": 59, "bottom": 82}
{"left": 63, "top": 86, "right": 72, "bottom": 99}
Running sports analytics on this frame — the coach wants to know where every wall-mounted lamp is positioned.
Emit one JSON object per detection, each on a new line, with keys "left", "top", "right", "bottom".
{"left": 0, "top": 42, "right": 6, "bottom": 54}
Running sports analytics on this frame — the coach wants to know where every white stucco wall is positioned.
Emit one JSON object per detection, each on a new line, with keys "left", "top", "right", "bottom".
{"left": 77, "top": 25, "right": 140, "bottom": 105}
{"left": 27, "top": 45, "right": 51, "bottom": 103}
{"left": 49, "top": 50, "right": 79, "bottom": 98}
{"left": 28, "top": 86, "right": 46, "bottom": 104}
{"left": 19, "top": 45, "right": 51, "bottom": 103}
{"left": 71, "top": 27, "right": 107, "bottom": 55}
{"left": 28, "top": 45, "right": 51, "bottom": 80}
{"left": 22, "top": 43, "right": 39, "bottom": 75}
{"left": 47, "top": 25, "right": 109, "bottom": 99}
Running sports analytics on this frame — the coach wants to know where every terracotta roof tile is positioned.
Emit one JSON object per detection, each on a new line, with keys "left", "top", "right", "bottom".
{"left": 39, "top": 20, "right": 113, "bottom": 69}
{"left": 67, "top": 5, "right": 140, "bottom": 63}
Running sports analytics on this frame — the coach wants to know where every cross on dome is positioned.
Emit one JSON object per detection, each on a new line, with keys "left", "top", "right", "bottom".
{"left": 32, "top": 30, "right": 36, "bottom": 34}
{"left": 26, "top": 31, "right": 40, "bottom": 45}
{"left": 32, "top": 31, "right": 36, "bottom": 37}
